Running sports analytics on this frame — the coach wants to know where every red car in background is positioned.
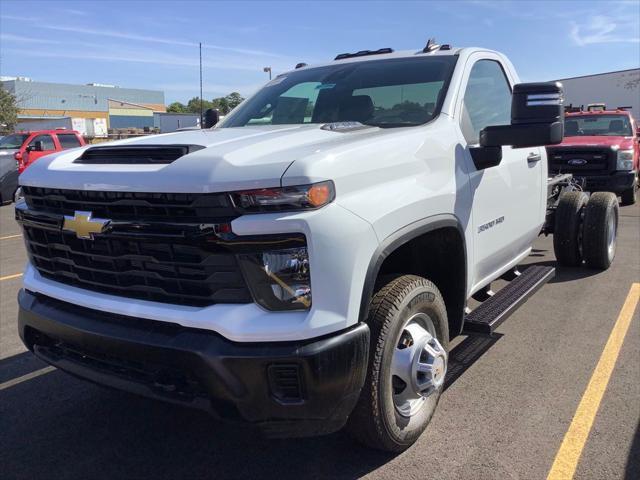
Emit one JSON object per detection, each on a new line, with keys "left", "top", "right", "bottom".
{"left": 547, "top": 108, "right": 639, "bottom": 205}
{"left": 0, "top": 130, "right": 86, "bottom": 204}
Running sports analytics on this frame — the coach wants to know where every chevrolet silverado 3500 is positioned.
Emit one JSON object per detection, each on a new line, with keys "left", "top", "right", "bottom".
{"left": 15, "top": 42, "right": 619, "bottom": 452}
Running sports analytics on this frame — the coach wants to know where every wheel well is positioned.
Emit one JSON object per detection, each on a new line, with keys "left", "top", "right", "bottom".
{"left": 375, "top": 227, "right": 466, "bottom": 339}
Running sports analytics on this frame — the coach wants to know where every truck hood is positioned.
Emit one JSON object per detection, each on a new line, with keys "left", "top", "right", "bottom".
{"left": 556, "top": 135, "right": 634, "bottom": 150}
{"left": 19, "top": 124, "right": 381, "bottom": 193}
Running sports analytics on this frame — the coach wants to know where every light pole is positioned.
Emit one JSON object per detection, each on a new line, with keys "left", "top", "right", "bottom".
{"left": 263, "top": 66, "right": 272, "bottom": 80}
{"left": 199, "top": 42, "right": 204, "bottom": 128}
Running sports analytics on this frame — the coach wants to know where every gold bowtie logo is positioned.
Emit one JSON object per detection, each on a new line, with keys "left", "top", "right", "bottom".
{"left": 63, "top": 211, "right": 110, "bottom": 239}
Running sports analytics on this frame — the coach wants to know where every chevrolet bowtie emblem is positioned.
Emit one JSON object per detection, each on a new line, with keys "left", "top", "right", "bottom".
{"left": 63, "top": 211, "right": 111, "bottom": 239}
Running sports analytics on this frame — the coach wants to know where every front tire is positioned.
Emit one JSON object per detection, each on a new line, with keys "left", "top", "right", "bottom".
{"left": 346, "top": 275, "right": 449, "bottom": 452}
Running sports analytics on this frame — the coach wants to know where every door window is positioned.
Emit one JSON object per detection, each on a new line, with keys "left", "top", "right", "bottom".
{"left": 460, "top": 60, "right": 512, "bottom": 144}
{"left": 28, "top": 134, "right": 55, "bottom": 150}
{"left": 56, "top": 134, "right": 82, "bottom": 149}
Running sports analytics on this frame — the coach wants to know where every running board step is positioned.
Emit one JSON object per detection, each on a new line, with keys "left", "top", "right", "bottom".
{"left": 463, "top": 265, "right": 555, "bottom": 334}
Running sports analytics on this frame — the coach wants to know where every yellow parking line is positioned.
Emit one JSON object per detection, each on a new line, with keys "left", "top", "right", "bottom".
{"left": 546, "top": 283, "right": 639, "bottom": 480}
{"left": 0, "top": 366, "right": 57, "bottom": 391}
{"left": 0, "top": 273, "right": 23, "bottom": 281}
{"left": 0, "top": 234, "right": 22, "bottom": 240}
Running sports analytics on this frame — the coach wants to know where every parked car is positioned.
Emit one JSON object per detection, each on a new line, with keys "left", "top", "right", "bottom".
{"left": 0, "top": 130, "right": 85, "bottom": 204}
{"left": 547, "top": 107, "right": 639, "bottom": 205}
{"left": 15, "top": 43, "right": 618, "bottom": 451}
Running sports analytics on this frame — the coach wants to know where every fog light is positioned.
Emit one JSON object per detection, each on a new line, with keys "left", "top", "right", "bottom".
{"left": 238, "top": 247, "right": 311, "bottom": 310}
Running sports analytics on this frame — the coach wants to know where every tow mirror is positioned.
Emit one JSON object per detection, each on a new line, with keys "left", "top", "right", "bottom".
{"left": 203, "top": 108, "right": 220, "bottom": 128}
{"left": 480, "top": 82, "right": 564, "bottom": 149}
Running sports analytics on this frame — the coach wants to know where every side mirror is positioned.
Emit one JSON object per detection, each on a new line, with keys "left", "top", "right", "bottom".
{"left": 26, "top": 141, "right": 44, "bottom": 152}
{"left": 203, "top": 108, "right": 220, "bottom": 128}
{"left": 480, "top": 82, "right": 564, "bottom": 148}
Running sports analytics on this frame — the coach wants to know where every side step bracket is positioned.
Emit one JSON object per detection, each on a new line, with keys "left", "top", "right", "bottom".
{"left": 463, "top": 265, "right": 555, "bottom": 334}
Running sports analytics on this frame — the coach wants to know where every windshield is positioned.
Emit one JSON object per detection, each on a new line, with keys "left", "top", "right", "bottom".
{"left": 564, "top": 114, "right": 633, "bottom": 137}
{"left": 0, "top": 134, "right": 28, "bottom": 149}
{"left": 222, "top": 56, "right": 458, "bottom": 128}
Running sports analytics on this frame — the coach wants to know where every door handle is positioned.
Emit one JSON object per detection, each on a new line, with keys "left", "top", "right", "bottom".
{"left": 527, "top": 152, "right": 542, "bottom": 163}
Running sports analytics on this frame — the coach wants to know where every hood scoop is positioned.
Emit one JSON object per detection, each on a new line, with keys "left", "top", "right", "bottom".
{"left": 74, "top": 144, "right": 205, "bottom": 164}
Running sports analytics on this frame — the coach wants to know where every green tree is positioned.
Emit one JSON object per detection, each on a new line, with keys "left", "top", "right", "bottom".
{"left": 225, "top": 92, "right": 244, "bottom": 110}
{"left": 0, "top": 87, "right": 19, "bottom": 131}
{"left": 186, "top": 97, "right": 214, "bottom": 114}
{"left": 167, "top": 101, "right": 188, "bottom": 113}
{"left": 211, "top": 92, "right": 245, "bottom": 114}
{"left": 167, "top": 93, "right": 245, "bottom": 116}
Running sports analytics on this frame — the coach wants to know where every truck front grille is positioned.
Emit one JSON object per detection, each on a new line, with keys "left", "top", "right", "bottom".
{"left": 23, "top": 224, "right": 252, "bottom": 307}
{"left": 547, "top": 147, "right": 614, "bottom": 174}
{"left": 18, "top": 187, "right": 306, "bottom": 307}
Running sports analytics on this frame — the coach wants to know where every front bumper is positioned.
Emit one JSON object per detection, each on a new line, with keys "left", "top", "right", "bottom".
{"left": 18, "top": 289, "right": 369, "bottom": 438}
{"left": 569, "top": 171, "right": 637, "bottom": 194}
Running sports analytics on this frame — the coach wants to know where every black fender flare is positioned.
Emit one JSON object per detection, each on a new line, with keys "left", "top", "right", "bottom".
{"left": 358, "top": 214, "right": 467, "bottom": 324}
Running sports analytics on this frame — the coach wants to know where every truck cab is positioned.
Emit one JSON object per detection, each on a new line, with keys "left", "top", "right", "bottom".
{"left": 547, "top": 108, "right": 639, "bottom": 205}
{"left": 0, "top": 129, "right": 85, "bottom": 204}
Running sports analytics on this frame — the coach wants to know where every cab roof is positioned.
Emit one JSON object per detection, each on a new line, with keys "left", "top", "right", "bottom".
{"left": 14, "top": 129, "right": 82, "bottom": 135}
{"left": 289, "top": 46, "right": 475, "bottom": 73}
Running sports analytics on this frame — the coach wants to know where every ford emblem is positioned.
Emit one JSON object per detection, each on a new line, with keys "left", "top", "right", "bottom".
{"left": 568, "top": 158, "right": 587, "bottom": 166}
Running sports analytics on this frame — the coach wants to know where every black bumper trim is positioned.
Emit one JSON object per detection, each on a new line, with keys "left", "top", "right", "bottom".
{"left": 18, "top": 290, "right": 369, "bottom": 437}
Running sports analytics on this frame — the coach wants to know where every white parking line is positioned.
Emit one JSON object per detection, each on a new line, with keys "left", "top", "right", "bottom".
{"left": 0, "top": 366, "right": 57, "bottom": 391}
{"left": 0, "top": 234, "right": 22, "bottom": 241}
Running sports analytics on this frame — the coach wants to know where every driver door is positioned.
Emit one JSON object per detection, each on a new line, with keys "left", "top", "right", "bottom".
{"left": 457, "top": 56, "right": 545, "bottom": 292}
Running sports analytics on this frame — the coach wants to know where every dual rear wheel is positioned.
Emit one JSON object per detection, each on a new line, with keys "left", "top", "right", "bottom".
{"left": 553, "top": 191, "right": 619, "bottom": 270}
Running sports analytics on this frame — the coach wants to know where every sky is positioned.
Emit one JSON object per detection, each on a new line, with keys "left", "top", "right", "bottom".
{"left": 0, "top": 0, "right": 639, "bottom": 104}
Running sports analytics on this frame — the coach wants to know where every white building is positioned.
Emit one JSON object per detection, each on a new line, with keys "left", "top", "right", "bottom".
{"left": 554, "top": 69, "right": 640, "bottom": 120}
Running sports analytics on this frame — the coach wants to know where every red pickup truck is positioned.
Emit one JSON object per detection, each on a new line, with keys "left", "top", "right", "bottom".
{"left": 0, "top": 129, "right": 86, "bottom": 204}
{"left": 547, "top": 108, "right": 639, "bottom": 205}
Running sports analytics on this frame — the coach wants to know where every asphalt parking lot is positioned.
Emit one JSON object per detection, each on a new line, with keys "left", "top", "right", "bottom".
{"left": 0, "top": 201, "right": 638, "bottom": 480}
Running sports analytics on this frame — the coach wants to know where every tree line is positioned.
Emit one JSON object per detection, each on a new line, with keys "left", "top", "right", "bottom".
{"left": 0, "top": 87, "right": 19, "bottom": 131}
{"left": 167, "top": 92, "right": 244, "bottom": 115}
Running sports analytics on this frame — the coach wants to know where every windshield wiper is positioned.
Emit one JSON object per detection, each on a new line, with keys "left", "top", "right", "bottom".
{"left": 365, "top": 121, "right": 422, "bottom": 128}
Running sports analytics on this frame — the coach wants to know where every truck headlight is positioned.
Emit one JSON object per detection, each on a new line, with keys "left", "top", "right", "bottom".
{"left": 231, "top": 181, "right": 335, "bottom": 212}
{"left": 616, "top": 149, "right": 634, "bottom": 170}
{"left": 238, "top": 247, "right": 311, "bottom": 310}
{"left": 14, "top": 186, "right": 24, "bottom": 203}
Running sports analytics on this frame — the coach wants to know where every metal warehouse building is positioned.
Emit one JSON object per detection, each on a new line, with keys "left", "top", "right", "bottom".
{"left": 1, "top": 78, "right": 166, "bottom": 133}
{"left": 555, "top": 68, "right": 640, "bottom": 119}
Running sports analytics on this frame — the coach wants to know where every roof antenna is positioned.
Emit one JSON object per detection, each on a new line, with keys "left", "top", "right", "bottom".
{"left": 423, "top": 38, "right": 440, "bottom": 53}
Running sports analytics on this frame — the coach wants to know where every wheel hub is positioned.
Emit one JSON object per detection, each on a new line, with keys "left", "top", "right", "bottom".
{"left": 391, "top": 313, "right": 447, "bottom": 417}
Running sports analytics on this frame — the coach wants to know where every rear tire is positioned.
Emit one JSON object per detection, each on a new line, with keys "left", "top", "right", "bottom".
{"left": 346, "top": 275, "right": 449, "bottom": 452}
{"left": 582, "top": 192, "right": 619, "bottom": 270}
{"left": 553, "top": 191, "right": 589, "bottom": 267}
{"left": 620, "top": 183, "right": 637, "bottom": 206}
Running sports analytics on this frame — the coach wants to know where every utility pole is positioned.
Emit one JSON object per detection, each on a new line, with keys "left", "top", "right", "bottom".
{"left": 199, "top": 42, "right": 203, "bottom": 128}
{"left": 263, "top": 66, "right": 272, "bottom": 80}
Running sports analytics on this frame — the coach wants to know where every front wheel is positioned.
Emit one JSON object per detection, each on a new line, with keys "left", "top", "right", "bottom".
{"left": 346, "top": 275, "right": 449, "bottom": 452}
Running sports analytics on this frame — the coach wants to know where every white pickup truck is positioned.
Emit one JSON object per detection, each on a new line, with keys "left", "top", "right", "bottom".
{"left": 15, "top": 42, "right": 618, "bottom": 452}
